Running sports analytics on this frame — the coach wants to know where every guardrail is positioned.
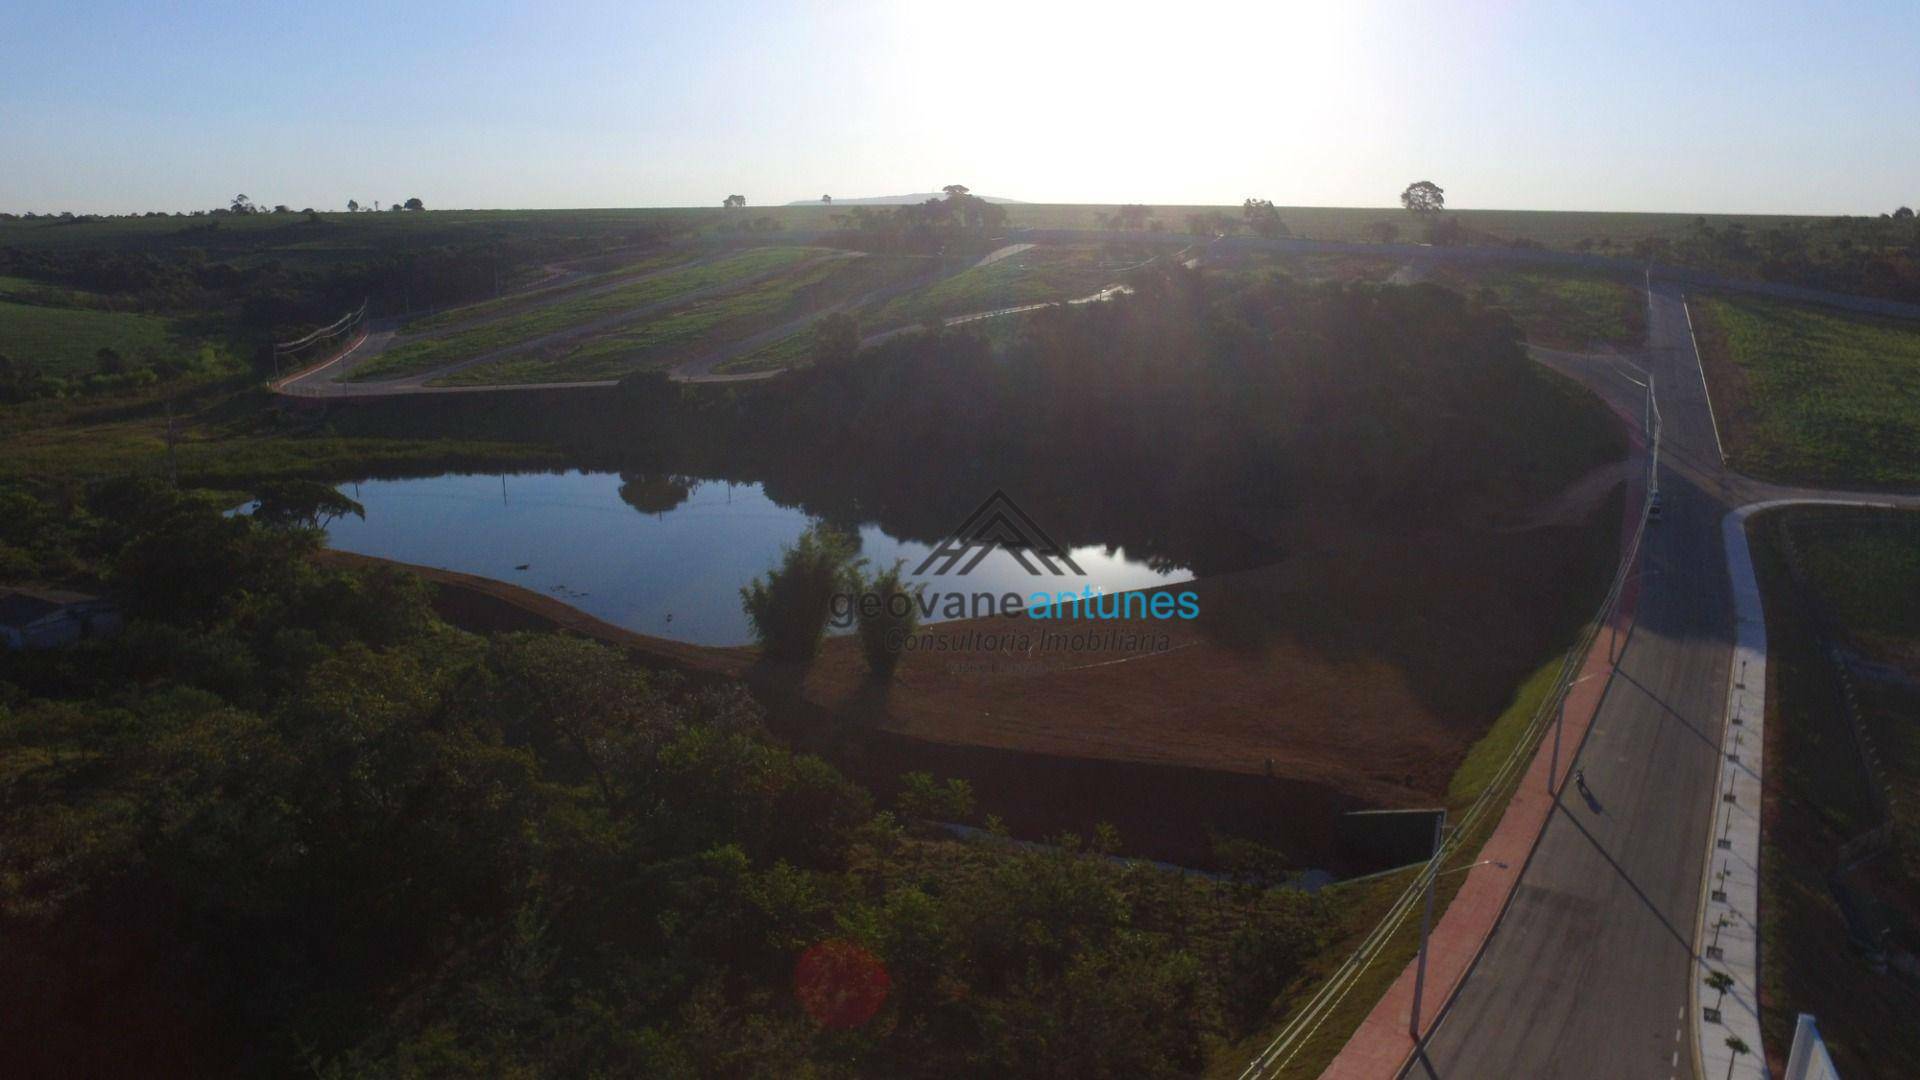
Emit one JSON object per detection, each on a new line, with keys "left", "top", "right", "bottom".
{"left": 1238, "top": 374, "right": 1661, "bottom": 1079}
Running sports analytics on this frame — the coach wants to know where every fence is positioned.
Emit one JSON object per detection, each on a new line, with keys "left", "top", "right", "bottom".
{"left": 1237, "top": 374, "right": 1661, "bottom": 1079}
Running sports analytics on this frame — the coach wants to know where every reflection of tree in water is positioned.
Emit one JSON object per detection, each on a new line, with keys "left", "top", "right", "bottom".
{"left": 617, "top": 473, "right": 696, "bottom": 515}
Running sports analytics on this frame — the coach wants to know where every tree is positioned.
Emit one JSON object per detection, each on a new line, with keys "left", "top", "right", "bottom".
{"left": 252, "top": 480, "right": 366, "bottom": 532}
{"left": 740, "top": 525, "right": 861, "bottom": 663}
{"left": 821, "top": 194, "right": 832, "bottom": 205}
{"left": 272, "top": 204, "right": 291, "bottom": 214}
{"left": 230, "top": 194, "right": 254, "bottom": 215}
{"left": 1723, "top": 1035, "right": 1749, "bottom": 1080}
{"left": 1367, "top": 220, "right": 1399, "bottom": 244}
{"left": 1895, "top": 206, "right": 1915, "bottom": 220}
{"left": 941, "top": 184, "right": 970, "bottom": 199}
{"left": 1400, "top": 180, "right": 1445, "bottom": 215}
{"left": 1704, "top": 970, "right": 1734, "bottom": 1015}
{"left": 403, "top": 197, "right": 424, "bottom": 211}
{"left": 723, "top": 194, "right": 747, "bottom": 209}
{"left": 1241, "top": 198, "right": 1291, "bottom": 239}
{"left": 852, "top": 560, "right": 923, "bottom": 678}
{"left": 347, "top": 199, "right": 359, "bottom": 213}
{"left": 1115, "top": 204, "right": 1152, "bottom": 230}
{"left": 809, "top": 312, "right": 861, "bottom": 367}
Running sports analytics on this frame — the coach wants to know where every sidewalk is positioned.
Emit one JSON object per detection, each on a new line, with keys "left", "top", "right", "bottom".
{"left": 1319, "top": 430, "right": 1647, "bottom": 1080}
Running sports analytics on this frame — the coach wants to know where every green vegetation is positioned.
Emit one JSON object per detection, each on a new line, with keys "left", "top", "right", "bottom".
{"left": 864, "top": 244, "right": 1145, "bottom": 330}
{"left": 0, "top": 483, "right": 1334, "bottom": 1076}
{"left": 1433, "top": 265, "right": 1644, "bottom": 348}
{"left": 1749, "top": 507, "right": 1920, "bottom": 1077}
{"left": 1695, "top": 294, "right": 1920, "bottom": 486}
{"left": 399, "top": 248, "right": 700, "bottom": 334}
{"left": 434, "top": 252, "right": 907, "bottom": 385}
{"left": 740, "top": 524, "right": 861, "bottom": 663}
{"left": 348, "top": 246, "right": 824, "bottom": 381}
{"left": 0, "top": 298, "right": 188, "bottom": 375}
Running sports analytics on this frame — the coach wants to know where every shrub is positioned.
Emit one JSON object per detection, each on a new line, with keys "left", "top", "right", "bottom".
{"left": 853, "top": 559, "right": 922, "bottom": 678}
{"left": 739, "top": 525, "right": 860, "bottom": 663}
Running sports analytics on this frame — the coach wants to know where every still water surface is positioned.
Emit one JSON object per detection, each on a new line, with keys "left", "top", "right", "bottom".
{"left": 325, "top": 471, "right": 1190, "bottom": 646}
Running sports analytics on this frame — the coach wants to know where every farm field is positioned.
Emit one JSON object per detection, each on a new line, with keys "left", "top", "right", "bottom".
{"left": 436, "top": 252, "right": 928, "bottom": 384}
{"left": 1750, "top": 507, "right": 1920, "bottom": 1078}
{"left": 344, "top": 246, "right": 826, "bottom": 381}
{"left": 1693, "top": 293, "right": 1920, "bottom": 486}
{"left": 0, "top": 297, "right": 186, "bottom": 377}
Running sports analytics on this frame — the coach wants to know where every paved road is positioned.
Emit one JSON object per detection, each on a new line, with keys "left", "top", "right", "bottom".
{"left": 1410, "top": 284, "right": 1920, "bottom": 1079}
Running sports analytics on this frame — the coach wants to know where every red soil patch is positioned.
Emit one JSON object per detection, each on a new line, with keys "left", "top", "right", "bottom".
{"left": 799, "top": 508, "right": 1619, "bottom": 810}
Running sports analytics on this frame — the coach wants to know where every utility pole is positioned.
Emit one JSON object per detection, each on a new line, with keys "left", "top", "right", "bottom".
{"left": 1548, "top": 690, "right": 1566, "bottom": 792}
{"left": 1409, "top": 811, "right": 1446, "bottom": 1040}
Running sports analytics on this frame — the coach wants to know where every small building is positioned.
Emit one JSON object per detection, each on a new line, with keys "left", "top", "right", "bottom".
{"left": 0, "top": 586, "right": 122, "bottom": 650}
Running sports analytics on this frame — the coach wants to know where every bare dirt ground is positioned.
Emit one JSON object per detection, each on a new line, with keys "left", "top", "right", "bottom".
{"left": 791, "top": 507, "right": 1618, "bottom": 809}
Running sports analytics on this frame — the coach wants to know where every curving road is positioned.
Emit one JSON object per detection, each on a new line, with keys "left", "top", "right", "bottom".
{"left": 1404, "top": 284, "right": 1920, "bottom": 1078}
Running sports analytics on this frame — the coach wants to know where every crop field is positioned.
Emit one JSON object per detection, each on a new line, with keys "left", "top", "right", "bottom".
{"left": 1693, "top": 293, "right": 1920, "bottom": 486}
{"left": 436, "top": 253, "right": 925, "bottom": 384}
{"left": 345, "top": 246, "right": 824, "bottom": 381}
{"left": 1751, "top": 507, "right": 1920, "bottom": 1078}
{"left": 1430, "top": 264, "right": 1645, "bottom": 348}
{"left": 0, "top": 297, "right": 184, "bottom": 376}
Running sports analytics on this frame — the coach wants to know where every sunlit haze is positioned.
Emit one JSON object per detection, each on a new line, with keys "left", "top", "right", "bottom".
{"left": 6, "top": 0, "right": 1918, "bottom": 214}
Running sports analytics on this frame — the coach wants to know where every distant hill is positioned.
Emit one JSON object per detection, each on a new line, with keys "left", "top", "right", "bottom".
{"left": 785, "top": 193, "right": 1025, "bottom": 206}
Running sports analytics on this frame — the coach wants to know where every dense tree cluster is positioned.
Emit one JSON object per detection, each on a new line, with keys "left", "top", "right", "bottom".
{"left": 0, "top": 480, "right": 1331, "bottom": 1076}
{"left": 829, "top": 186, "right": 1010, "bottom": 254}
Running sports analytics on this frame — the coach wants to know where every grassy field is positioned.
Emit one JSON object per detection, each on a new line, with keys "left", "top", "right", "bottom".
{"left": 436, "top": 252, "right": 921, "bottom": 384}
{"left": 1750, "top": 508, "right": 1920, "bottom": 1077}
{"left": 400, "top": 248, "right": 703, "bottom": 334}
{"left": 864, "top": 243, "right": 1153, "bottom": 329}
{"left": 1693, "top": 294, "right": 1920, "bottom": 487}
{"left": 0, "top": 298, "right": 186, "bottom": 376}
{"left": 347, "top": 246, "right": 824, "bottom": 381}
{"left": 1429, "top": 264, "right": 1645, "bottom": 348}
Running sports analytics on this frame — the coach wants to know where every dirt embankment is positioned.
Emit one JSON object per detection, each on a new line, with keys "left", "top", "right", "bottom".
{"left": 318, "top": 480, "right": 1619, "bottom": 871}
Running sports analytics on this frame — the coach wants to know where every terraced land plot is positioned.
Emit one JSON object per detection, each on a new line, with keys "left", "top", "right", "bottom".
{"left": 399, "top": 248, "right": 702, "bottom": 336}
{"left": 345, "top": 246, "right": 823, "bottom": 382}
{"left": 435, "top": 252, "right": 926, "bottom": 384}
{"left": 1693, "top": 293, "right": 1920, "bottom": 486}
{"left": 1430, "top": 263, "right": 1645, "bottom": 348}
{"left": 861, "top": 243, "right": 1155, "bottom": 331}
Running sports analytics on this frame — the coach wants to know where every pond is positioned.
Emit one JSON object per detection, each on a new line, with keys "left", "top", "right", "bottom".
{"left": 324, "top": 471, "right": 1192, "bottom": 646}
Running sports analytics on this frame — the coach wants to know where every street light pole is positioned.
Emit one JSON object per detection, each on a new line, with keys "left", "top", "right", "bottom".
{"left": 1409, "top": 812, "right": 1446, "bottom": 1041}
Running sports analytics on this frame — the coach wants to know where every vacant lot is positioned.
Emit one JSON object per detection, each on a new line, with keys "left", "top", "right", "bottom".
{"left": 346, "top": 246, "right": 824, "bottom": 381}
{"left": 400, "top": 248, "right": 702, "bottom": 335}
{"left": 1751, "top": 507, "right": 1920, "bottom": 1077}
{"left": 437, "top": 253, "right": 922, "bottom": 384}
{"left": 1431, "top": 264, "right": 1645, "bottom": 348}
{"left": 863, "top": 243, "right": 1154, "bottom": 329}
{"left": 1693, "top": 294, "right": 1920, "bottom": 486}
{"left": 0, "top": 298, "right": 183, "bottom": 376}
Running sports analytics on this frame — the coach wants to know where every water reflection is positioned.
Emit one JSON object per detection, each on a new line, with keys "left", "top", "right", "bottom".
{"left": 324, "top": 471, "right": 1192, "bottom": 647}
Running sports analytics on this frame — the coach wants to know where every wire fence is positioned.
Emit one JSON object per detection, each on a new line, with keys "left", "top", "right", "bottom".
{"left": 269, "top": 300, "right": 368, "bottom": 393}
{"left": 1238, "top": 375, "right": 1662, "bottom": 1080}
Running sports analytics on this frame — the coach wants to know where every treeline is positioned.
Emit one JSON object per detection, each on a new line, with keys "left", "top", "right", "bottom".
{"left": 1580, "top": 213, "right": 1920, "bottom": 304}
{"left": 0, "top": 480, "right": 1331, "bottom": 1076}
{"left": 829, "top": 186, "right": 1011, "bottom": 254}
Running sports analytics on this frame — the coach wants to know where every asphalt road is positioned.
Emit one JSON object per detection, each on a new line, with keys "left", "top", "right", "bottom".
{"left": 1411, "top": 283, "right": 1920, "bottom": 1079}
{"left": 1411, "top": 283, "right": 1738, "bottom": 1079}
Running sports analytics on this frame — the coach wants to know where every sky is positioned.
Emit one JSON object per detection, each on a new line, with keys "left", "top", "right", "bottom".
{"left": 4, "top": 0, "right": 1917, "bottom": 216}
